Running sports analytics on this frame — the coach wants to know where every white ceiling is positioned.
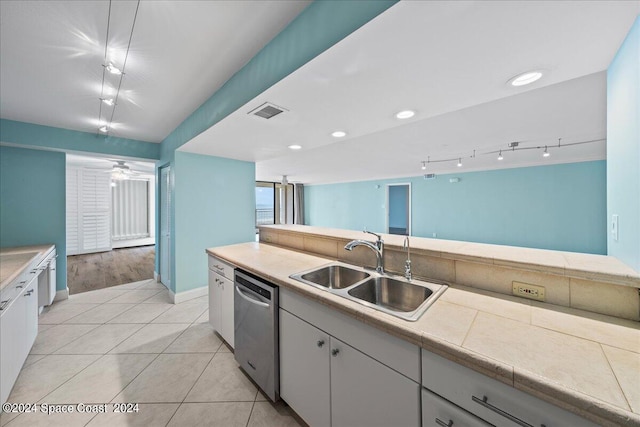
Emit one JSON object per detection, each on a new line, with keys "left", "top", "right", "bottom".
{"left": 180, "top": 1, "right": 639, "bottom": 184}
{"left": 0, "top": 0, "right": 310, "bottom": 142}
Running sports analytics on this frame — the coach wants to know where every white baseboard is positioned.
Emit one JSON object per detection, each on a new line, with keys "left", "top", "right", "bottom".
{"left": 171, "top": 285, "right": 207, "bottom": 304}
{"left": 112, "top": 237, "right": 155, "bottom": 249}
{"left": 154, "top": 271, "right": 160, "bottom": 282}
{"left": 54, "top": 288, "right": 69, "bottom": 301}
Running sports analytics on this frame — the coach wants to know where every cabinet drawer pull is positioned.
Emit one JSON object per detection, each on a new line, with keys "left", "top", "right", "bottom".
{"left": 435, "top": 418, "right": 453, "bottom": 427}
{"left": 331, "top": 348, "right": 340, "bottom": 357}
{"left": 0, "top": 300, "right": 9, "bottom": 310}
{"left": 317, "top": 339, "right": 325, "bottom": 348}
{"left": 472, "top": 395, "right": 535, "bottom": 427}
{"left": 16, "top": 285, "right": 24, "bottom": 289}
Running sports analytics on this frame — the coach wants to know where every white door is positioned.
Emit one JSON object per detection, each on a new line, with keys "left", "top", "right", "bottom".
{"left": 159, "top": 165, "right": 171, "bottom": 287}
{"left": 330, "top": 336, "right": 420, "bottom": 427}
{"left": 279, "top": 309, "right": 331, "bottom": 427}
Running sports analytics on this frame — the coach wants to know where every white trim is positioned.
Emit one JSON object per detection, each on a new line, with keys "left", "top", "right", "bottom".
{"left": 54, "top": 287, "right": 69, "bottom": 301}
{"left": 154, "top": 271, "right": 160, "bottom": 282}
{"left": 386, "top": 182, "right": 412, "bottom": 235}
{"left": 112, "top": 237, "right": 155, "bottom": 249}
{"left": 171, "top": 285, "right": 207, "bottom": 304}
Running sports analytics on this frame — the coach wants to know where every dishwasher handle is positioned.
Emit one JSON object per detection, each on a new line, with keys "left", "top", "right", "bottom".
{"left": 235, "top": 285, "right": 269, "bottom": 308}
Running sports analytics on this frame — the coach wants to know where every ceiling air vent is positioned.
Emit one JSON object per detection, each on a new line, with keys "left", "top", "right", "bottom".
{"left": 248, "top": 102, "right": 287, "bottom": 119}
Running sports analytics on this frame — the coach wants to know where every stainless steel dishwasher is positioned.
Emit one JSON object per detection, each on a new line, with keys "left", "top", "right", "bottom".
{"left": 234, "top": 269, "right": 279, "bottom": 402}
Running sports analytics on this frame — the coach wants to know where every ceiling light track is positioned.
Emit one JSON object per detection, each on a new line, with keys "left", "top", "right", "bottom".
{"left": 96, "top": 0, "right": 141, "bottom": 136}
{"left": 420, "top": 138, "right": 604, "bottom": 170}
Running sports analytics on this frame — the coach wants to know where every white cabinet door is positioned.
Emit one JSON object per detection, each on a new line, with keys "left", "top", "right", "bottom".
{"left": 0, "top": 290, "right": 26, "bottom": 403}
{"left": 208, "top": 269, "right": 221, "bottom": 332}
{"left": 331, "top": 337, "right": 421, "bottom": 427}
{"left": 219, "top": 275, "right": 234, "bottom": 349}
{"left": 23, "top": 278, "right": 38, "bottom": 354}
{"left": 280, "top": 309, "right": 331, "bottom": 427}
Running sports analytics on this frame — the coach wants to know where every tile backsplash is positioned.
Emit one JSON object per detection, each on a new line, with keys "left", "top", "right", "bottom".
{"left": 260, "top": 227, "right": 640, "bottom": 321}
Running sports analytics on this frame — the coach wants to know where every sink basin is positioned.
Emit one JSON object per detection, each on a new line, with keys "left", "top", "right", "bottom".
{"left": 292, "top": 264, "right": 370, "bottom": 290}
{"left": 290, "top": 263, "right": 447, "bottom": 321}
{"left": 347, "top": 277, "right": 433, "bottom": 313}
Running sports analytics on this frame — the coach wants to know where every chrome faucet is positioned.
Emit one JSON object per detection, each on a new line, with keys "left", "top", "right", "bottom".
{"left": 403, "top": 236, "right": 412, "bottom": 281}
{"left": 344, "top": 229, "right": 385, "bottom": 274}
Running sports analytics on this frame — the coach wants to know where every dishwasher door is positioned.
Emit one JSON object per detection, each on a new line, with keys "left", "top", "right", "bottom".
{"left": 234, "top": 270, "right": 279, "bottom": 402}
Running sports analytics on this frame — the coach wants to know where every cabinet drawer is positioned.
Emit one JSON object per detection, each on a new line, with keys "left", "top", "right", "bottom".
{"left": 421, "top": 350, "right": 598, "bottom": 427}
{"left": 208, "top": 256, "right": 234, "bottom": 280}
{"left": 281, "top": 287, "right": 420, "bottom": 382}
{"left": 422, "top": 388, "right": 491, "bottom": 427}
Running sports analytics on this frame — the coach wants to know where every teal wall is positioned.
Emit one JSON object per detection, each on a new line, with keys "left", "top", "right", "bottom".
{"left": 0, "top": 146, "right": 67, "bottom": 290}
{"left": 1, "top": 119, "right": 160, "bottom": 160}
{"left": 305, "top": 161, "right": 607, "bottom": 254}
{"left": 173, "top": 151, "right": 256, "bottom": 293}
{"left": 607, "top": 17, "right": 640, "bottom": 271}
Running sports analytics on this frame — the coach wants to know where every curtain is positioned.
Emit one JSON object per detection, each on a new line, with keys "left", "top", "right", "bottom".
{"left": 112, "top": 179, "right": 149, "bottom": 240}
{"left": 294, "top": 183, "right": 305, "bottom": 225}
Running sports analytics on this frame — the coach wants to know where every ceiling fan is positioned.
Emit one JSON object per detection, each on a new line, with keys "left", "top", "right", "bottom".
{"left": 109, "top": 160, "right": 143, "bottom": 180}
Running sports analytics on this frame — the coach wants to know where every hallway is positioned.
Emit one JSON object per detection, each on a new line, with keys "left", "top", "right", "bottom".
{"left": 67, "top": 246, "right": 155, "bottom": 295}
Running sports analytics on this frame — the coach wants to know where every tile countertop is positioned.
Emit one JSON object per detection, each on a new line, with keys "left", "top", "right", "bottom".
{"left": 0, "top": 244, "right": 55, "bottom": 291}
{"left": 259, "top": 224, "right": 640, "bottom": 287}
{"left": 207, "top": 242, "right": 640, "bottom": 427}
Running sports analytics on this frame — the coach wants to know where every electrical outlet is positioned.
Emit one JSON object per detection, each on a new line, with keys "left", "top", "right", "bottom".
{"left": 512, "top": 281, "right": 545, "bottom": 301}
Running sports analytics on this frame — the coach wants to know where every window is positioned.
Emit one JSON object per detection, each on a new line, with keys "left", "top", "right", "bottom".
{"left": 256, "top": 182, "right": 275, "bottom": 226}
{"left": 255, "top": 181, "right": 295, "bottom": 228}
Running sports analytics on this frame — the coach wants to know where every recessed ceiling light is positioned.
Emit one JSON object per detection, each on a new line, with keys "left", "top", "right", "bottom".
{"left": 396, "top": 110, "right": 415, "bottom": 119}
{"left": 509, "top": 70, "right": 543, "bottom": 87}
{"left": 288, "top": 144, "right": 302, "bottom": 150}
{"left": 331, "top": 131, "right": 347, "bottom": 138}
{"left": 105, "top": 63, "right": 122, "bottom": 75}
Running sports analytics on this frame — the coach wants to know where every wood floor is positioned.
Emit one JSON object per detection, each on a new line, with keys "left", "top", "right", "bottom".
{"left": 67, "top": 245, "right": 155, "bottom": 295}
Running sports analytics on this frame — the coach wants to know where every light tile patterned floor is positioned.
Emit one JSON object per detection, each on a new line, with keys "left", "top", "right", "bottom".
{"left": 1, "top": 279, "right": 302, "bottom": 427}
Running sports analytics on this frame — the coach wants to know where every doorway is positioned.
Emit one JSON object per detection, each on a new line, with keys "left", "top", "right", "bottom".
{"left": 159, "top": 165, "right": 171, "bottom": 288}
{"left": 387, "top": 183, "right": 411, "bottom": 236}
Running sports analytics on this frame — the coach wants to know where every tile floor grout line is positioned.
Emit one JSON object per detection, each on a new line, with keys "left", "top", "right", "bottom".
{"left": 246, "top": 399, "right": 258, "bottom": 427}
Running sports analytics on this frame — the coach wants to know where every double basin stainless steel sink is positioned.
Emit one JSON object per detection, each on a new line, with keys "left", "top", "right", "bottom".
{"left": 290, "top": 263, "right": 447, "bottom": 321}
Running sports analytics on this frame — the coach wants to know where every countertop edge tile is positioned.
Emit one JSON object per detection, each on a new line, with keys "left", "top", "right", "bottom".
{"left": 514, "top": 368, "right": 640, "bottom": 427}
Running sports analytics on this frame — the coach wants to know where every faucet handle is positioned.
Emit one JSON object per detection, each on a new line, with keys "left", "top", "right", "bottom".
{"left": 363, "top": 228, "right": 382, "bottom": 241}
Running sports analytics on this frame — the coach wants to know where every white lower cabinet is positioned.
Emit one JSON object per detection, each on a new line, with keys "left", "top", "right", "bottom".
{"left": 280, "top": 309, "right": 331, "bottom": 427}
{"left": 330, "top": 336, "right": 420, "bottom": 427}
{"left": 208, "top": 256, "right": 235, "bottom": 348}
{"left": 280, "top": 308, "right": 420, "bottom": 427}
{"left": 1, "top": 276, "right": 39, "bottom": 404}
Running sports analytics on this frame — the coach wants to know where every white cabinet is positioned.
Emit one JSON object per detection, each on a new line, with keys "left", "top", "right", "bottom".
{"left": 330, "top": 336, "right": 420, "bottom": 427}
{"left": 208, "top": 256, "right": 235, "bottom": 348}
{"left": 421, "top": 349, "right": 599, "bottom": 427}
{"left": 0, "top": 275, "right": 39, "bottom": 404}
{"left": 37, "top": 248, "right": 56, "bottom": 307}
{"left": 280, "top": 307, "right": 420, "bottom": 427}
{"left": 280, "top": 309, "right": 331, "bottom": 427}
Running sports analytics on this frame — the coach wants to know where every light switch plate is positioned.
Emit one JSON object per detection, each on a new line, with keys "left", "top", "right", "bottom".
{"left": 612, "top": 214, "right": 619, "bottom": 241}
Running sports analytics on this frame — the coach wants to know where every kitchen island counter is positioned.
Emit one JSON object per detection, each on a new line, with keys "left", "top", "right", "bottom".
{"left": 207, "top": 242, "right": 640, "bottom": 427}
